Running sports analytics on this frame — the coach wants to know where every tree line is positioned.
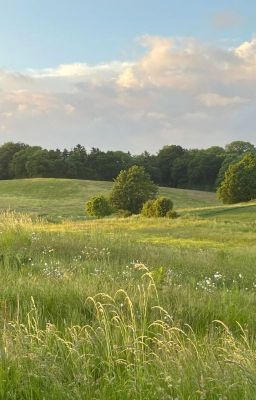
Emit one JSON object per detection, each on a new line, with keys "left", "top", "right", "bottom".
{"left": 0, "top": 140, "right": 255, "bottom": 191}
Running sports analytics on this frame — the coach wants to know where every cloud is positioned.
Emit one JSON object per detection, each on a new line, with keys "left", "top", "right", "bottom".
{"left": 198, "top": 93, "right": 250, "bottom": 107}
{"left": 0, "top": 36, "right": 255, "bottom": 152}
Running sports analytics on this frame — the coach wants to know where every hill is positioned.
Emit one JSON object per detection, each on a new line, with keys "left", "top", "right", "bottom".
{"left": 0, "top": 178, "right": 220, "bottom": 219}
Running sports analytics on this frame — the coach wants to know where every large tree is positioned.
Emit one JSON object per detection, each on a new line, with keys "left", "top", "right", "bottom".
{"left": 0, "top": 142, "right": 26, "bottom": 179}
{"left": 225, "top": 141, "right": 256, "bottom": 155}
{"left": 217, "top": 153, "right": 256, "bottom": 204}
{"left": 110, "top": 165, "right": 158, "bottom": 213}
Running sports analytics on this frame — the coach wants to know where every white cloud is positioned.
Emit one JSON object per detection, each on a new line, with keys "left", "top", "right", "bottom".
{"left": 0, "top": 36, "right": 255, "bottom": 152}
{"left": 198, "top": 93, "right": 250, "bottom": 107}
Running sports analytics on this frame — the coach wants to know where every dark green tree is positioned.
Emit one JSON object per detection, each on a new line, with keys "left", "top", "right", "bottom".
{"left": 0, "top": 142, "right": 26, "bottom": 179}
{"left": 225, "top": 141, "right": 256, "bottom": 155}
{"left": 188, "top": 150, "right": 223, "bottom": 190}
{"left": 217, "top": 153, "right": 256, "bottom": 204}
{"left": 157, "top": 145, "right": 185, "bottom": 186}
{"left": 10, "top": 146, "right": 42, "bottom": 178}
{"left": 110, "top": 165, "right": 158, "bottom": 214}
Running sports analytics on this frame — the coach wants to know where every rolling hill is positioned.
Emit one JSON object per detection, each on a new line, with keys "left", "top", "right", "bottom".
{"left": 0, "top": 178, "right": 220, "bottom": 219}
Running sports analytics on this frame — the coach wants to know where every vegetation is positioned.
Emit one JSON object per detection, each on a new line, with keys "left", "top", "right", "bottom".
{"left": 0, "top": 178, "right": 220, "bottom": 220}
{"left": 0, "top": 203, "right": 255, "bottom": 398}
{"left": 141, "top": 199, "right": 156, "bottom": 217}
{"left": 142, "top": 196, "right": 173, "bottom": 217}
{"left": 166, "top": 209, "right": 179, "bottom": 219}
{"left": 85, "top": 195, "right": 112, "bottom": 217}
{"left": 110, "top": 166, "right": 158, "bottom": 214}
{"left": 218, "top": 153, "right": 256, "bottom": 204}
{"left": 0, "top": 140, "right": 255, "bottom": 192}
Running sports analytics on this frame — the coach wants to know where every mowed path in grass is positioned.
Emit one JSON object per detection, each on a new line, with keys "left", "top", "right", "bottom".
{"left": 0, "top": 178, "right": 220, "bottom": 219}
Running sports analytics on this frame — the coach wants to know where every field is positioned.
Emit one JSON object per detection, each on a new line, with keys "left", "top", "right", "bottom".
{"left": 0, "top": 178, "right": 220, "bottom": 220}
{"left": 0, "top": 179, "right": 256, "bottom": 399}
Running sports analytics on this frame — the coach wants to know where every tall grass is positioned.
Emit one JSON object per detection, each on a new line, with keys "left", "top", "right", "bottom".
{"left": 0, "top": 212, "right": 255, "bottom": 398}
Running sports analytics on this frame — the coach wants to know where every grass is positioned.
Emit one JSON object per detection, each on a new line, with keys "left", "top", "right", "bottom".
{"left": 0, "top": 179, "right": 255, "bottom": 398}
{"left": 0, "top": 178, "right": 220, "bottom": 219}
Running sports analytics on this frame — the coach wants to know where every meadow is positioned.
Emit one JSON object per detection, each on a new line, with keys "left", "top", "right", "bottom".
{"left": 0, "top": 179, "right": 256, "bottom": 399}
{"left": 0, "top": 178, "right": 219, "bottom": 220}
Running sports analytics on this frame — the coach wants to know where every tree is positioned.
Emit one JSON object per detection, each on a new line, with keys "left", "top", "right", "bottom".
{"left": 25, "top": 149, "right": 52, "bottom": 177}
{"left": 157, "top": 145, "right": 185, "bottom": 186}
{"left": 188, "top": 150, "right": 223, "bottom": 190}
{"left": 110, "top": 165, "right": 158, "bottom": 214}
{"left": 225, "top": 141, "right": 256, "bottom": 155}
{"left": 10, "top": 146, "right": 42, "bottom": 178}
{"left": 86, "top": 195, "right": 112, "bottom": 218}
{"left": 0, "top": 142, "right": 26, "bottom": 179}
{"left": 217, "top": 153, "right": 256, "bottom": 204}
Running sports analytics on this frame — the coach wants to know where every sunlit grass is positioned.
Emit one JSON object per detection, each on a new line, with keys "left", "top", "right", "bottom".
{"left": 0, "top": 210, "right": 255, "bottom": 398}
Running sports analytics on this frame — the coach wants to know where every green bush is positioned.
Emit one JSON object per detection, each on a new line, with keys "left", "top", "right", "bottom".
{"left": 142, "top": 197, "right": 174, "bottom": 218}
{"left": 166, "top": 210, "right": 179, "bottom": 219}
{"left": 86, "top": 195, "right": 112, "bottom": 218}
{"left": 154, "top": 197, "right": 173, "bottom": 217}
{"left": 141, "top": 200, "right": 156, "bottom": 217}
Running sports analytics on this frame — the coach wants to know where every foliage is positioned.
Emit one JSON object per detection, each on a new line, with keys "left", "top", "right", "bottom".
{"left": 1, "top": 140, "right": 255, "bottom": 192}
{"left": 217, "top": 153, "right": 256, "bottom": 204}
{"left": 153, "top": 196, "right": 173, "bottom": 217}
{"left": 110, "top": 166, "right": 158, "bottom": 214}
{"left": 85, "top": 195, "right": 112, "bottom": 217}
{"left": 225, "top": 140, "right": 256, "bottom": 155}
{"left": 0, "top": 142, "right": 26, "bottom": 179}
{"left": 166, "top": 210, "right": 179, "bottom": 219}
{"left": 141, "top": 199, "right": 156, "bottom": 217}
{"left": 114, "top": 209, "right": 132, "bottom": 218}
{"left": 142, "top": 197, "right": 173, "bottom": 217}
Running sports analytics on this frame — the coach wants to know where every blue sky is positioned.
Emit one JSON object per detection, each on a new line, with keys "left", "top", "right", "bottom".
{"left": 1, "top": 0, "right": 255, "bottom": 70}
{"left": 0, "top": 1, "right": 255, "bottom": 152}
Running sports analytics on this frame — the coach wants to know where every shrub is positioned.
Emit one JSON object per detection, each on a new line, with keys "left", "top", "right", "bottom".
{"left": 166, "top": 210, "right": 179, "bottom": 219}
{"left": 153, "top": 197, "right": 173, "bottom": 217}
{"left": 141, "top": 200, "right": 156, "bottom": 217}
{"left": 86, "top": 195, "right": 112, "bottom": 218}
{"left": 142, "top": 197, "right": 174, "bottom": 218}
{"left": 110, "top": 165, "right": 158, "bottom": 214}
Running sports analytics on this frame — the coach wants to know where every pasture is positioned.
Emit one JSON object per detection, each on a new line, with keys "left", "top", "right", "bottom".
{"left": 0, "top": 178, "right": 219, "bottom": 219}
{"left": 0, "top": 179, "right": 255, "bottom": 399}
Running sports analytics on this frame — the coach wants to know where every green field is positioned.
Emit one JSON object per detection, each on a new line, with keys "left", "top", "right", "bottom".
{"left": 0, "top": 178, "right": 220, "bottom": 219}
{"left": 0, "top": 179, "right": 256, "bottom": 399}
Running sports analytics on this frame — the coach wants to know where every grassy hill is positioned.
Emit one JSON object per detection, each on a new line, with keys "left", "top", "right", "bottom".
{"left": 0, "top": 178, "right": 220, "bottom": 219}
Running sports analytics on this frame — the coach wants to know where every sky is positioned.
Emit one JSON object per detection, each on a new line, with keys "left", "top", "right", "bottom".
{"left": 0, "top": 0, "right": 255, "bottom": 153}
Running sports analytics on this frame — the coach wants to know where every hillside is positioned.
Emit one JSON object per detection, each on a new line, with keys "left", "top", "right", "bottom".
{"left": 0, "top": 178, "right": 220, "bottom": 219}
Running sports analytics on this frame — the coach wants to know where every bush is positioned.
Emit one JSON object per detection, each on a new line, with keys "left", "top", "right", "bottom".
{"left": 141, "top": 200, "right": 156, "bottom": 217}
{"left": 154, "top": 197, "right": 173, "bottom": 217}
{"left": 166, "top": 210, "right": 179, "bottom": 219}
{"left": 86, "top": 195, "right": 112, "bottom": 218}
{"left": 142, "top": 197, "right": 174, "bottom": 218}
{"left": 110, "top": 165, "right": 158, "bottom": 214}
